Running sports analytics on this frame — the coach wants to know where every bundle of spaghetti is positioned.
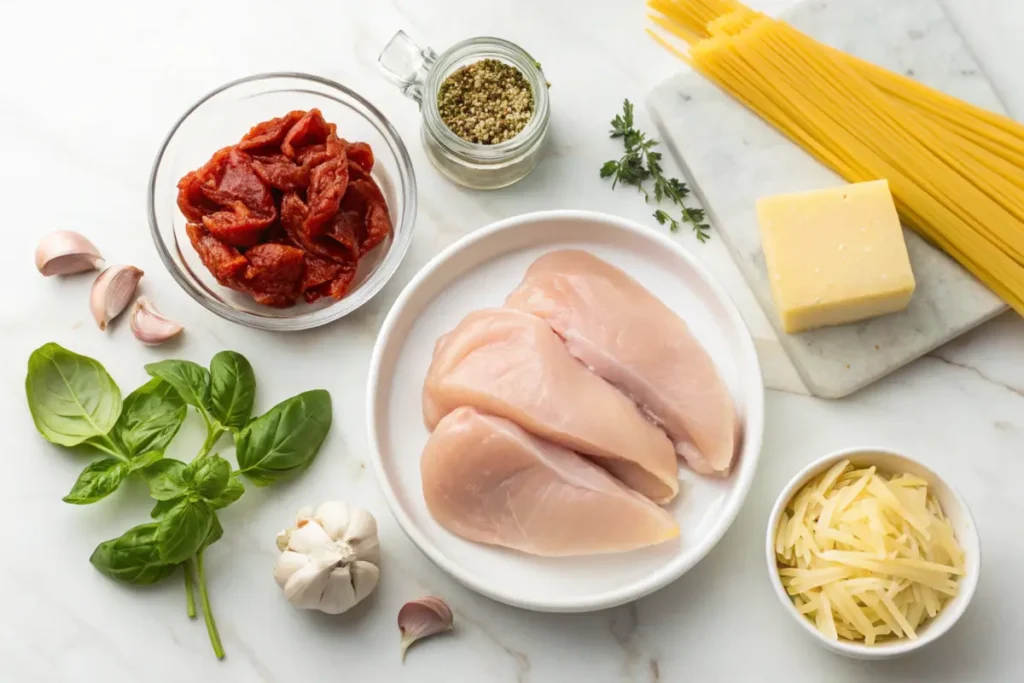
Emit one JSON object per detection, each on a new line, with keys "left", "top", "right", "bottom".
{"left": 647, "top": 0, "right": 1024, "bottom": 170}
{"left": 645, "top": 5, "right": 1024, "bottom": 314}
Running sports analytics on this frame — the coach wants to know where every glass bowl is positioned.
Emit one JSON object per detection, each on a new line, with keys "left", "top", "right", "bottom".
{"left": 148, "top": 72, "right": 417, "bottom": 331}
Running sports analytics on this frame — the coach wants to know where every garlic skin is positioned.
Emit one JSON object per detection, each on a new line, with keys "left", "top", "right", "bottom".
{"left": 35, "top": 231, "right": 104, "bottom": 276}
{"left": 274, "top": 502, "right": 381, "bottom": 615}
{"left": 130, "top": 297, "right": 183, "bottom": 345}
{"left": 398, "top": 596, "right": 454, "bottom": 661}
{"left": 90, "top": 265, "right": 143, "bottom": 330}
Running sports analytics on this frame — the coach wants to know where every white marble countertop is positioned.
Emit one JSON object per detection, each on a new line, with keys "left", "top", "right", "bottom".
{"left": 2, "top": 0, "right": 1023, "bottom": 681}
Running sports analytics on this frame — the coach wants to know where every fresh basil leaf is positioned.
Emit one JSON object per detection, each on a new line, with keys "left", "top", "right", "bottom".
{"left": 184, "top": 455, "right": 231, "bottom": 500}
{"left": 156, "top": 499, "right": 214, "bottom": 564}
{"left": 128, "top": 451, "right": 164, "bottom": 473}
{"left": 200, "top": 515, "right": 224, "bottom": 552}
{"left": 209, "top": 351, "right": 256, "bottom": 431}
{"left": 141, "top": 458, "right": 188, "bottom": 500}
{"left": 25, "top": 343, "right": 122, "bottom": 447}
{"left": 144, "top": 360, "right": 211, "bottom": 413}
{"left": 112, "top": 379, "right": 186, "bottom": 456}
{"left": 150, "top": 498, "right": 181, "bottom": 519}
{"left": 207, "top": 475, "right": 244, "bottom": 510}
{"left": 90, "top": 523, "right": 177, "bottom": 585}
{"left": 235, "top": 390, "right": 332, "bottom": 486}
{"left": 62, "top": 457, "right": 127, "bottom": 505}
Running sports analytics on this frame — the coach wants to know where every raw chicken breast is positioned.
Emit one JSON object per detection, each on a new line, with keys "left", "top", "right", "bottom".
{"left": 422, "top": 407, "right": 680, "bottom": 556}
{"left": 424, "top": 309, "right": 679, "bottom": 503}
{"left": 506, "top": 250, "right": 738, "bottom": 476}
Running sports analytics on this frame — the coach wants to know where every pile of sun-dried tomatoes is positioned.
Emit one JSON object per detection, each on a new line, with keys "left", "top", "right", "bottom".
{"left": 177, "top": 109, "right": 391, "bottom": 307}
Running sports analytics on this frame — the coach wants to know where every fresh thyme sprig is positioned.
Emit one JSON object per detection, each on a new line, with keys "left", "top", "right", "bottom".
{"left": 600, "top": 99, "right": 711, "bottom": 243}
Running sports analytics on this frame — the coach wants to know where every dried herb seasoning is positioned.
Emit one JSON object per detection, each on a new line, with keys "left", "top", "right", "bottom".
{"left": 437, "top": 59, "right": 534, "bottom": 144}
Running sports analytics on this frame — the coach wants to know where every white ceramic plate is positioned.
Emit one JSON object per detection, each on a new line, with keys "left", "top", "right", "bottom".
{"left": 367, "top": 210, "right": 764, "bottom": 611}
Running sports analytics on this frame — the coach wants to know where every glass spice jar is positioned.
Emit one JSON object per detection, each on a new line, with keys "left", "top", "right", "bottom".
{"left": 378, "top": 31, "right": 550, "bottom": 190}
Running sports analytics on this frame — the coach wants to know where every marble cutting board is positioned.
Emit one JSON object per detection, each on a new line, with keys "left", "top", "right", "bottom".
{"left": 647, "top": 0, "right": 1007, "bottom": 398}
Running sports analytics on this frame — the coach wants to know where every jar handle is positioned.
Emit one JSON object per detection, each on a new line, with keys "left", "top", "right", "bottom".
{"left": 378, "top": 31, "right": 437, "bottom": 104}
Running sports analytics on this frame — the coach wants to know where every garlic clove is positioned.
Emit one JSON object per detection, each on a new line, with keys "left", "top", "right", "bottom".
{"left": 275, "top": 528, "right": 294, "bottom": 552}
{"left": 283, "top": 552, "right": 344, "bottom": 611}
{"left": 350, "top": 561, "right": 381, "bottom": 605}
{"left": 130, "top": 296, "right": 184, "bottom": 345}
{"left": 90, "top": 265, "right": 144, "bottom": 330}
{"left": 316, "top": 501, "right": 381, "bottom": 564}
{"left": 398, "top": 596, "right": 454, "bottom": 661}
{"left": 273, "top": 550, "right": 309, "bottom": 589}
{"left": 285, "top": 519, "right": 335, "bottom": 554}
{"left": 35, "top": 231, "right": 104, "bottom": 276}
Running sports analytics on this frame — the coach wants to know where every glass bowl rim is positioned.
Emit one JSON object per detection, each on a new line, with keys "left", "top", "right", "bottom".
{"left": 147, "top": 71, "right": 418, "bottom": 332}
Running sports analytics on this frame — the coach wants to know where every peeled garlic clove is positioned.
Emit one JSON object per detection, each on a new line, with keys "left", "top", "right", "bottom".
{"left": 35, "top": 231, "right": 104, "bottom": 276}
{"left": 130, "top": 296, "right": 184, "bottom": 345}
{"left": 398, "top": 596, "right": 454, "bottom": 661}
{"left": 90, "top": 265, "right": 144, "bottom": 330}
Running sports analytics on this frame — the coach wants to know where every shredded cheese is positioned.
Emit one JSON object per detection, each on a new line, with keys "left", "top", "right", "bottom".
{"left": 773, "top": 460, "right": 964, "bottom": 643}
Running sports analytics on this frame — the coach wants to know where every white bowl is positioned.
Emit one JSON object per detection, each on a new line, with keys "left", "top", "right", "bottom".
{"left": 765, "top": 447, "right": 981, "bottom": 659}
{"left": 367, "top": 210, "right": 764, "bottom": 612}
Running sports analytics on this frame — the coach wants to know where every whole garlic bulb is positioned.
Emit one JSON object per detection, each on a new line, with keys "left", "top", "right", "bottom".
{"left": 274, "top": 501, "right": 381, "bottom": 615}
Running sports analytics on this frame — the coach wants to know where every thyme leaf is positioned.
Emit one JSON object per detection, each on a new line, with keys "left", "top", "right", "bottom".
{"left": 601, "top": 99, "right": 711, "bottom": 242}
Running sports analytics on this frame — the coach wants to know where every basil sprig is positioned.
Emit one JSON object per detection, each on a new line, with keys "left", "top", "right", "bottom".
{"left": 25, "top": 344, "right": 332, "bottom": 659}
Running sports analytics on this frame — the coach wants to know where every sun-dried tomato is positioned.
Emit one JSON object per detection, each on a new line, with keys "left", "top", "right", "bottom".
{"left": 281, "top": 110, "right": 332, "bottom": 158}
{"left": 342, "top": 179, "right": 392, "bottom": 253}
{"left": 186, "top": 223, "right": 248, "bottom": 285}
{"left": 178, "top": 109, "right": 389, "bottom": 307}
{"left": 300, "top": 254, "right": 343, "bottom": 293}
{"left": 249, "top": 153, "right": 308, "bottom": 192}
{"left": 346, "top": 141, "right": 374, "bottom": 174}
{"left": 238, "top": 243, "right": 305, "bottom": 306}
{"left": 180, "top": 148, "right": 277, "bottom": 247}
{"left": 326, "top": 209, "right": 364, "bottom": 261}
{"left": 295, "top": 144, "right": 330, "bottom": 169}
{"left": 280, "top": 192, "right": 353, "bottom": 263}
{"left": 305, "top": 153, "right": 349, "bottom": 238}
{"left": 304, "top": 262, "right": 357, "bottom": 303}
{"left": 238, "top": 111, "right": 305, "bottom": 153}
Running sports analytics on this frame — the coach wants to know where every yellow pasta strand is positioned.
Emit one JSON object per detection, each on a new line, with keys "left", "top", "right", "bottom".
{"left": 647, "top": 3, "right": 1024, "bottom": 315}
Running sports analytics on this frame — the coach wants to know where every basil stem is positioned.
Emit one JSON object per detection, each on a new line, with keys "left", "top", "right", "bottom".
{"left": 184, "top": 559, "right": 197, "bottom": 619}
{"left": 195, "top": 425, "right": 225, "bottom": 460}
{"left": 196, "top": 551, "right": 224, "bottom": 659}
{"left": 89, "top": 433, "right": 127, "bottom": 460}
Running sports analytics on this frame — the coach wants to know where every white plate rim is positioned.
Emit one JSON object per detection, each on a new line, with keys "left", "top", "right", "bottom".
{"left": 366, "top": 209, "right": 765, "bottom": 612}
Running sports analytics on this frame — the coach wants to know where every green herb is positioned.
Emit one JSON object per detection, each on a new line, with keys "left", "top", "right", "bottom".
{"left": 156, "top": 499, "right": 216, "bottom": 565}
{"left": 209, "top": 351, "right": 255, "bottom": 431}
{"left": 144, "top": 359, "right": 211, "bottom": 413}
{"left": 149, "top": 498, "right": 180, "bottom": 519}
{"left": 25, "top": 343, "right": 122, "bottom": 448}
{"left": 63, "top": 457, "right": 128, "bottom": 505}
{"left": 146, "top": 359, "right": 228, "bottom": 459}
{"left": 437, "top": 58, "right": 535, "bottom": 144}
{"left": 141, "top": 459, "right": 189, "bottom": 500}
{"left": 90, "top": 523, "right": 179, "bottom": 585}
{"left": 235, "top": 390, "right": 332, "bottom": 486}
{"left": 207, "top": 475, "right": 245, "bottom": 510}
{"left": 654, "top": 207, "right": 711, "bottom": 243}
{"left": 112, "top": 378, "right": 186, "bottom": 456}
{"left": 25, "top": 344, "right": 332, "bottom": 660}
{"left": 600, "top": 99, "right": 712, "bottom": 242}
{"left": 184, "top": 455, "right": 232, "bottom": 500}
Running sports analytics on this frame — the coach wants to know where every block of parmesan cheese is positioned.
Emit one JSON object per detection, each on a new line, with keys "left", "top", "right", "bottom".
{"left": 757, "top": 179, "right": 916, "bottom": 334}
